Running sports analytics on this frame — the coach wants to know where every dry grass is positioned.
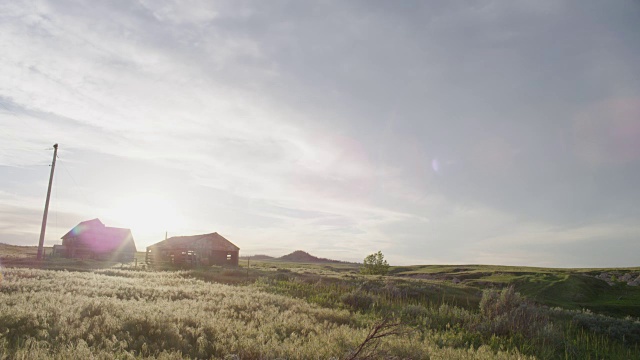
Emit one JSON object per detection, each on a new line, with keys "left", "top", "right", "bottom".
{"left": 0, "top": 267, "right": 534, "bottom": 359}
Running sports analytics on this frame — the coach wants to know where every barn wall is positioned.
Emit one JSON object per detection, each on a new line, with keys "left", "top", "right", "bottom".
{"left": 60, "top": 233, "right": 136, "bottom": 262}
{"left": 146, "top": 245, "right": 239, "bottom": 267}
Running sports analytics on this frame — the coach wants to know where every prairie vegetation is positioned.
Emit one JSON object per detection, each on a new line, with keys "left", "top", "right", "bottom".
{"left": 389, "top": 264, "right": 640, "bottom": 318}
{"left": 0, "top": 256, "right": 638, "bottom": 359}
{"left": 0, "top": 244, "right": 41, "bottom": 259}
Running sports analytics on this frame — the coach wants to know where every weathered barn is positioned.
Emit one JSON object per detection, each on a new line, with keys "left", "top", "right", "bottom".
{"left": 145, "top": 232, "right": 239, "bottom": 266}
{"left": 54, "top": 219, "right": 137, "bottom": 261}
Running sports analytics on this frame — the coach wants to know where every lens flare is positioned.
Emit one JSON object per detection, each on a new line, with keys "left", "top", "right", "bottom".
{"left": 431, "top": 158, "right": 440, "bottom": 174}
{"left": 71, "top": 223, "right": 88, "bottom": 236}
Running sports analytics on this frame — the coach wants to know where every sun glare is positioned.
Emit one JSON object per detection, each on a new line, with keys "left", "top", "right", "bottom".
{"left": 107, "top": 194, "right": 185, "bottom": 237}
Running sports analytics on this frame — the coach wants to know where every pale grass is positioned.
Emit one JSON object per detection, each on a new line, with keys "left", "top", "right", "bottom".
{"left": 0, "top": 268, "right": 531, "bottom": 359}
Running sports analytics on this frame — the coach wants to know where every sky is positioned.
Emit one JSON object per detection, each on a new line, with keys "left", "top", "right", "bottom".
{"left": 1, "top": 0, "right": 639, "bottom": 267}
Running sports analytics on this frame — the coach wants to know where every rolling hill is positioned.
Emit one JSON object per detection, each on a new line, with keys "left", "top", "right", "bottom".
{"left": 277, "top": 250, "right": 339, "bottom": 263}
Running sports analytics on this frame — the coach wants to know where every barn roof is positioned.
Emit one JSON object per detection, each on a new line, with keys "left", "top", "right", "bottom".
{"left": 61, "top": 218, "right": 104, "bottom": 239}
{"left": 148, "top": 232, "right": 239, "bottom": 252}
{"left": 61, "top": 218, "right": 136, "bottom": 253}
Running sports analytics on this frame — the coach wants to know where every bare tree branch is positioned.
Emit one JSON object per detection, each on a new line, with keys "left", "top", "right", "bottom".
{"left": 345, "top": 318, "right": 404, "bottom": 360}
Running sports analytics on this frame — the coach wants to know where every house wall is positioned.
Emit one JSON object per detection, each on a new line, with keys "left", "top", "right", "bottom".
{"left": 146, "top": 246, "right": 239, "bottom": 267}
{"left": 209, "top": 250, "right": 239, "bottom": 266}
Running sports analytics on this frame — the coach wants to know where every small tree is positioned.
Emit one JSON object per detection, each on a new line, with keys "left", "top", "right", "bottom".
{"left": 361, "top": 251, "right": 390, "bottom": 275}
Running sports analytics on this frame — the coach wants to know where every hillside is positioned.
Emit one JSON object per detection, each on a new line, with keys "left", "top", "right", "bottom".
{"left": 239, "top": 250, "right": 345, "bottom": 263}
{"left": 277, "top": 250, "right": 340, "bottom": 263}
{"left": 390, "top": 264, "right": 640, "bottom": 317}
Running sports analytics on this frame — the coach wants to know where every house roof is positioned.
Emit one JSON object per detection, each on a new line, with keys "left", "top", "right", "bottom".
{"left": 61, "top": 218, "right": 136, "bottom": 253}
{"left": 148, "top": 232, "right": 239, "bottom": 252}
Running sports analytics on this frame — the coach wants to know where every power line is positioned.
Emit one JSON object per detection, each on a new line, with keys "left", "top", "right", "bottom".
{"left": 59, "top": 158, "right": 80, "bottom": 187}
{"left": 56, "top": 155, "right": 93, "bottom": 209}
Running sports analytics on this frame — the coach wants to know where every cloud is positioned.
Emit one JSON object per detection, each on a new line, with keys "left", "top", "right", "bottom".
{"left": 0, "top": 190, "right": 84, "bottom": 246}
{"left": 139, "top": 0, "right": 220, "bottom": 25}
{"left": 1, "top": 0, "right": 639, "bottom": 266}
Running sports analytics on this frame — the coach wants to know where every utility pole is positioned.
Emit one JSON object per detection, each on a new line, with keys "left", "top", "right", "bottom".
{"left": 37, "top": 144, "right": 58, "bottom": 260}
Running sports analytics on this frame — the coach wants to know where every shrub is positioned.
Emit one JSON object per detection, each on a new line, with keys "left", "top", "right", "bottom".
{"left": 360, "top": 251, "right": 390, "bottom": 275}
{"left": 557, "top": 309, "right": 640, "bottom": 345}
{"left": 341, "top": 291, "right": 375, "bottom": 312}
{"left": 401, "top": 305, "right": 427, "bottom": 322}
{"left": 478, "top": 286, "right": 551, "bottom": 338}
{"left": 274, "top": 273, "right": 290, "bottom": 281}
{"left": 221, "top": 269, "right": 244, "bottom": 277}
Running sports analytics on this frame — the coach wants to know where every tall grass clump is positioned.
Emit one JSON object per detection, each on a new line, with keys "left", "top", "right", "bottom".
{"left": 474, "top": 287, "right": 640, "bottom": 359}
{"left": 341, "top": 291, "right": 375, "bottom": 312}
{"left": 478, "top": 286, "right": 552, "bottom": 338}
{"left": 568, "top": 310, "right": 640, "bottom": 345}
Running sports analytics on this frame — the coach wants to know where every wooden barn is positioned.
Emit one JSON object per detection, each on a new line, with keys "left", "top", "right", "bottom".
{"left": 145, "top": 232, "right": 239, "bottom": 266}
{"left": 53, "top": 218, "right": 137, "bottom": 261}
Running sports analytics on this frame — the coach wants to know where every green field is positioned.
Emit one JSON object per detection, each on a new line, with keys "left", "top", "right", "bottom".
{"left": 1, "top": 246, "right": 639, "bottom": 359}
{"left": 390, "top": 264, "right": 640, "bottom": 318}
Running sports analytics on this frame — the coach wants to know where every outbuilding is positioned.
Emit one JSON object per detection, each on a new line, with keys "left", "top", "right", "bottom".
{"left": 145, "top": 232, "right": 239, "bottom": 266}
{"left": 54, "top": 218, "right": 137, "bottom": 261}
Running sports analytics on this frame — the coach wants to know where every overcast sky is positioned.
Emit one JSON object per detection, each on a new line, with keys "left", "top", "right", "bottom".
{"left": 1, "top": 0, "right": 639, "bottom": 267}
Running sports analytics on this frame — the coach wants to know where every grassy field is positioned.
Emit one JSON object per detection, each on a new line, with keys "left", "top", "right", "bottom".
{"left": 0, "top": 249, "right": 639, "bottom": 359}
{"left": 0, "top": 244, "right": 45, "bottom": 259}
{"left": 389, "top": 264, "right": 640, "bottom": 318}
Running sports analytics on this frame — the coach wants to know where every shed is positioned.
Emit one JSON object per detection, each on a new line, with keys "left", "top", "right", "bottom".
{"left": 56, "top": 218, "right": 137, "bottom": 261}
{"left": 145, "top": 232, "right": 239, "bottom": 266}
